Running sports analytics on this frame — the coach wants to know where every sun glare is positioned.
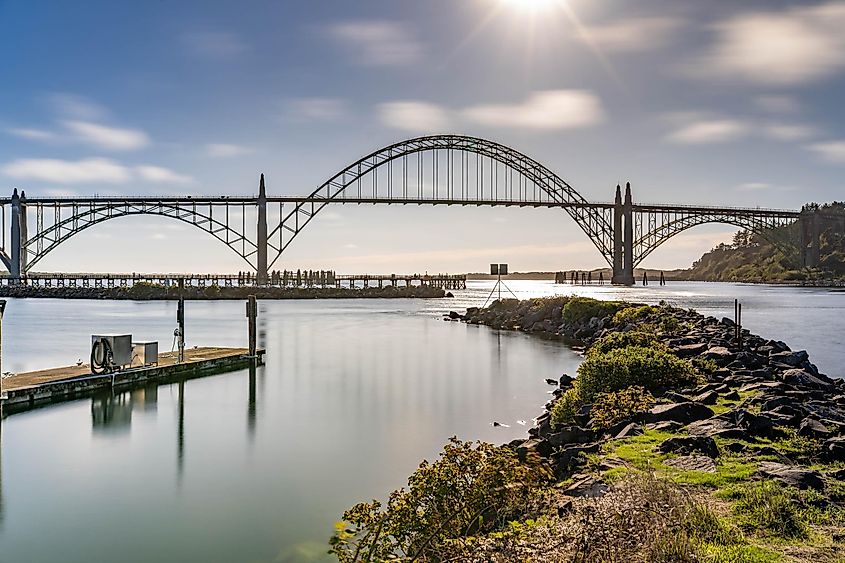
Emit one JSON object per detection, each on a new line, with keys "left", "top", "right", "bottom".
{"left": 500, "top": 0, "right": 563, "bottom": 13}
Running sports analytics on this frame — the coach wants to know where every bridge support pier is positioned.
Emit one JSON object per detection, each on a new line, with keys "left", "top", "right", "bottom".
{"left": 611, "top": 183, "right": 635, "bottom": 286}
{"left": 800, "top": 210, "right": 821, "bottom": 269}
{"left": 257, "top": 174, "right": 268, "bottom": 286}
{"left": 9, "top": 189, "right": 21, "bottom": 284}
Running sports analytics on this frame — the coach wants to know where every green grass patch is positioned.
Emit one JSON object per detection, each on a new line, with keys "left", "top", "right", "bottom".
{"left": 697, "top": 543, "right": 782, "bottom": 563}
{"left": 562, "top": 297, "right": 624, "bottom": 324}
{"left": 728, "top": 481, "right": 808, "bottom": 540}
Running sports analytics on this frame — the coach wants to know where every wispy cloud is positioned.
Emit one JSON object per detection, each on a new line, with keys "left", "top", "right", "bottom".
{"left": 182, "top": 30, "right": 249, "bottom": 60}
{"left": 665, "top": 118, "right": 749, "bottom": 144}
{"left": 2, "top": 158, "right": 132, "bottom": 184}
{"left": 134, "top": 165, "right": 193, "bottom": 184}
{"left": 762, "top": 123, "right": 817, "bottom": 142}
{"left": 378, "top": 101, "right": 450, "bottom": 132}
{"left": 48, "top": 93, "right": 107, "bottom": 120}
{"left": 807, "top": 141, "right": 845, "bottom": 163}
{"left": 463, "top": 90, "right": 604, "bottom": 130}
{"left": 64, "top": 120, "right": 150, "bottom": 151}
{"left": 580, "top": 16, "right": 685, "bottom": 53}
{"left": 2, "top": 158, "right": 193, "bottom": 184}
{"left": 754, "top": 95, "right": 802, "bottom": 114}
{"left": 738, "top": 182, "right": 771, "bottom": 191}
{"left": 205, "top": 143, "right": 252, "bottom": 158}
{"left": 329, "top": 21, "right": 422, "bottom": 66}
{"left": 7, "top": 127, "right": 56, "bottom": 141}
{"left": 284, "top": 98, "right": 347, "bottom": 121}
{"left": 688, "top": 1, "right": 845, "bottom": 85}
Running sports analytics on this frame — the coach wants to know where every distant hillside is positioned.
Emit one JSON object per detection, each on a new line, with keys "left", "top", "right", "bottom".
{"left": 679, "top": 202, "right": 845, "bottom": 282}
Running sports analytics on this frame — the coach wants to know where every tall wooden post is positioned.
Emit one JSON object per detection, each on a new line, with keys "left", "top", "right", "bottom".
{"left": 177, "top": 279, "right": 185, "bottom": 363}
{"left": 246, "top": 295, "right": 258, "bottom": 358}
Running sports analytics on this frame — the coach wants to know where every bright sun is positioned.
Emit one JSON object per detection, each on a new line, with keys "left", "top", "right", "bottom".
{"left": 500, "top": 0, "right": 563, "bottom": 13}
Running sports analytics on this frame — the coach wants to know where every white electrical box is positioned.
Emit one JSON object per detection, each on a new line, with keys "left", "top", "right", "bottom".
{"left": 132, "top": 341, "right": 158, "bottom": 366}
{"left": 91, "top": 334, "right": 133, "bottom": 368}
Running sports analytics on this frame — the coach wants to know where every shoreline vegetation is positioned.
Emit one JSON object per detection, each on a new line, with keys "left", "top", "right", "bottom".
{"left": 330, "top": 297, "right": 845, "bottom": 562}
{"left": 0, "top": 283, "right": 448, "bottom": 300}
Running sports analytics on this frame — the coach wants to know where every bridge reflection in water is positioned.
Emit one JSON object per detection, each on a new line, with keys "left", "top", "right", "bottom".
{"left": 1, "top": 135, "right": 840, "bottom": 285}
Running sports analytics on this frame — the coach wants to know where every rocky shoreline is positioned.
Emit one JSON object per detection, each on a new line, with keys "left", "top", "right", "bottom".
{"left": 0, "top": 284, "right": 448, "bottom": 300}
{"left": 458, "top": 298, "right": 845, "bottom": 487}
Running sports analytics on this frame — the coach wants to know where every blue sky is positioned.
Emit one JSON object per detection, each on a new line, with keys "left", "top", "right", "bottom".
{"left": 2, "top": 0, "right": 845, "bottom": 273}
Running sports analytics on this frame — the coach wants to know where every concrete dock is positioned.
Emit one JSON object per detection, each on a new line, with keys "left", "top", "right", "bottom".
{"left": 1, "top": 346, "right": 264, "bottom": 410}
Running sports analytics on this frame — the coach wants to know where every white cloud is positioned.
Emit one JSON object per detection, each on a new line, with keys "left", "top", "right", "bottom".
{"left": 2, "top": 158, "right": 131, "bottom": 184}
{"left": 665, "top": 119, "right": 749, "bottom": 144}
{"left": 378, "top": 101, "right": 450, "bottom": 132}
{"left": 755, "top": 95, "right": 802, "bottom": 114}
{"left": 581, "top": 16, "right": 684, "bottom": 53}
{"left": 49, "top": 93, "right": 107, "bottom": 120}
{"left": 182, "top": 30, "right": 249, "bottom": 60}
{"left": 7, "top": 127, "right": 56, "bottom": 141}
{"left": 64, "top": 120, "right": 150, "bottom": 151}
{"left": 1, "top": 158, "right": 193, "bottom": 184}
{"left": 285, "top": 98, "right": 347, "bottom": 121}
{"left": 691, "top": 1, "right": 845, "bottom": 85}
{"left": 807, "top": 141, "right": 845, "bottom": 163}
{"left": 205, "top": 143, "right": 252, "bottom": 158}
{"left": 738, "top": 182, "right": 771, "bottom": 191}
{"left": 134, "top": 165, "right": 193, "bottom": 184}
{"left": 762, "top": 123, "right": 817, "bottom": 141}
{"left": 463, "top": 90, "right": 604, "bottom": 130}
{"left": 329, "top": 21, "right": 422, "bottom": 66}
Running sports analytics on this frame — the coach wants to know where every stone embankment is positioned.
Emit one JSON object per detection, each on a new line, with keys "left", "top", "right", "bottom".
{"left": 453, "top": 298, "right": 845, "bottom": 492}
{"left": 0, "top": 284, "right": 448, "bottom": 300}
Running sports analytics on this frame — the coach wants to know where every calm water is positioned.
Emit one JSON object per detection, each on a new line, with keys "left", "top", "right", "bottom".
{"left": 0, "top": 281, "right": 842, "bottom": 563}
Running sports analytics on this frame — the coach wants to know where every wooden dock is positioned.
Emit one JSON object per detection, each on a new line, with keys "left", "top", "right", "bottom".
{"left": 1, "top": 347, "right": 264, "bottom": 410}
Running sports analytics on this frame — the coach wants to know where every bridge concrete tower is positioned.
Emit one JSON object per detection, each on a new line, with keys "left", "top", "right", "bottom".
{"left": 19, "top": 191, "right": 28, "bottom": 274}
{"left": 611, "top": 185, "right": 624, "bottom": 284}
{"left": 619, "top": 182, "right": 634, "bottom": 285}
{"left": 256, "top": 174, "right": 269, "bottom": 285}
{"left": 9, "top": 189, "right": 21, "bottom": 283}
{"left": 800, "top": 209, "right": 821, "bottom": 268}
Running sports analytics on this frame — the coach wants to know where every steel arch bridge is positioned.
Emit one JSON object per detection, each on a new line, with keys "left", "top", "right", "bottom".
{"left": 0, "top": 134, "right": 825, "bottom": 285}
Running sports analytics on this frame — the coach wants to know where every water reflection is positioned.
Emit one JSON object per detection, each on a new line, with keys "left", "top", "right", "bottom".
{"left": 177, "top": 380, "right": 185, "bottom": 483}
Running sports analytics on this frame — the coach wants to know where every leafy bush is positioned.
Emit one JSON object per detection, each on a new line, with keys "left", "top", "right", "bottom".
{"left": 590, "top": 386, "right": 655, "bottom": 430}
{"left": 691, "top": 357, "right": 719, "bottom": 375}
{"left": 612, "top": 305, "right": 660, "bottom": 325}
{"left": 562, "top": 297, "right": 624, "bottom": 324}
{"left": 731, "top": 481, "right": 807, "bottom": 539}
{"left": 550, "top": 387, "right": 582, "bottom": 428}
{"left": 329, "top": 438, "right": 543, "bottom": 561}
{"left": 576, "top": 345, "right": 698, "bottom": 402}
{"left": 589, "top": 331, "right": 663, "bottom": 356}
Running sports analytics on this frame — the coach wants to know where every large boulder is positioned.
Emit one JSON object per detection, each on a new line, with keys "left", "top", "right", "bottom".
{"left": 687, "top": 417, "right": 747, "bottom": 439}
{"left": 516, "top": 439, "right": 552, "bottom": 461}
{"left": 664, "top": 455, "right": 717, "bottom": 473}
{"left": 758, "top": 462, "right": 824, "bottom": 490}
{"left": 691, "top": 390, "right": 719, "bottom": 405}
{"left": 769, "top": 350, "right": 808, "bottom": 367}
{"left": 644, "top": 402, "right": 715, "bottom": 425}
{"left": 547, "top": 426, "right": 594, "bottom": 447}
{"left": 658, "top": 435, "right": 718, "bottom": 458}
{"left": 821, "top": 437, "right": 845, "bottom": 462}
{"left": 782, "top": 369, "right": 832, "bottom": 390}
{"left": 798, "top": 418, "right": 832, "bottom": 440}
{"left": 563, "top": 474, "right": 609, "bottom": 498}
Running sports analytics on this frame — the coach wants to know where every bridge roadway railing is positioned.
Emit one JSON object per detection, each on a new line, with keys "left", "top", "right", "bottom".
{"left": 0, "top": 272, "right": 467, "bottom": 290}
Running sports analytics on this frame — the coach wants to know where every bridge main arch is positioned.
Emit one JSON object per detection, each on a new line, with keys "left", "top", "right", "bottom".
{"left": 266, "top": 135, "right": 614, "bottom": 269}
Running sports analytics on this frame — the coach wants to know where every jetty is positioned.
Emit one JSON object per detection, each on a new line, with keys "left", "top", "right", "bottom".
{"left": 1, "top": 346, "right": 264, "bottom": 411}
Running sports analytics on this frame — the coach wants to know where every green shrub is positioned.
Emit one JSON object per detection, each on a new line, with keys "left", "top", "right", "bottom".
{"left": 590, "top": 386, "right": 655, "bottom": 430}
{"left": 692, "top": 357, "right": 719, "bottom": 375}
{"left": 329, "top": 438, "right": 543, "bottom": 561}
{"left": 562, "top": 297, "right": 624, "bottom": 324}
{"left": 612, "top": 304, "right": 660, "bottom": 325}
{"left": 576, "top": 345, "right": 698, "bottom": 402}
{"left": 589, "top": 331, "right": 664, "bottom": 356}
{"left": 550, "top": 387, "right": 582, "bottom": 428}
{"left": 731, "top": 481, "right": 807, "bottom": 539}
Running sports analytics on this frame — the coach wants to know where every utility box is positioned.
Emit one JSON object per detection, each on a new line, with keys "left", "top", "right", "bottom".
{"left": 91, "top": 334, "right": 133, "bottom": 368}
{"left": 132, "top": 341, "right": 158, "bottom": 367}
